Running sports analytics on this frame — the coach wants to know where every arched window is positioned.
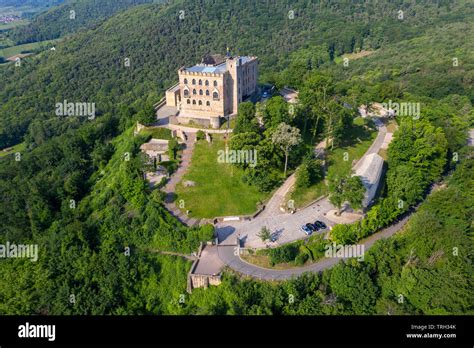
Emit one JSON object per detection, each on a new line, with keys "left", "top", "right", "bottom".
{"left": 187, "top": 99, "right": 190, "bottom": 104}
{"left": 206, "top": 101, "right": 210, "bottom": 106}
{"left": 192, "top": 79, "right": 196, "bottom": 85}
{"left": 183, "top": 89, "right": 189, "bottom": 97}
{"left": 206, "top": 90, "right": 210, "bottom": 96}
{"left": 199, "top": 89, "right": 203, "bottom": 95}
{"left": 213, "top": 91, "right": 219, "bottom": 100}
{"left": 193, "top": 89, "right": 196, "bottom": 95}
{"left": 198, "top": 100, "right": 202, "bottom": 105}
{"left": 192, "top": 100, "right": 196, "bottom": 105}
{"left": 198, "top": 79, "right": 202, "bottom": 85}
{"left": 213, "top": 80, "right": 218, "bottom": 87}
{"left": 184, "top": 78, "right": 188, "bottom": 84}
{"left": 205, "top": 80, "right": 209, "bottom": 86}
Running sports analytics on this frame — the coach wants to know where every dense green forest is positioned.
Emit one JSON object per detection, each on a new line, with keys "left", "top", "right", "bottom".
{"left": 0, "top": 0, "right": 472, "bottom": 315}
{"left": 2, "top": 0, "right": 472, "bottom": 149}
{"left": 6, "top": 0, "right": 161, "bottom": 44}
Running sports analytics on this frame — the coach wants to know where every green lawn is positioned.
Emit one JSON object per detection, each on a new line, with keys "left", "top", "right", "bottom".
{"left": 0, "top": 39, "right": 59, "bottom": 59}
{"left": 326, "top": 119, "right": 377, "bottom": 174}
{"left": 0, "top": 142, "right": 25, "bottom": 158}
{"left": 140, "top": 127, "right": 172, "bottom": 140}
{"left": 175, "top": 136, "right": 268, "bottom": 218}
{"left": 290, "top": 119, "right": 377, "bottom": 207}
{"left": 0, "top": 19, "right": 29, "bottom": 30}
{"left": 289, "top": 180, "right": 328, "bottom": 209}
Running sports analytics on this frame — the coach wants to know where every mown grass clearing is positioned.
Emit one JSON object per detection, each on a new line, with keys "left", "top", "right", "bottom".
{"left": 175, "top": 136, "right": 268, "bottom": 218}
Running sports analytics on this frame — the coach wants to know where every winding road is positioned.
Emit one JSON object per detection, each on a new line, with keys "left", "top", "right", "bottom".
{"left": 214, "top": 117, "right": 403, "bottom": 279}
{"left": 216, "top": 117, "right": 388, "bottom": 249}
{"left": 217, "top": 213, "right": 410, "bottom": 280}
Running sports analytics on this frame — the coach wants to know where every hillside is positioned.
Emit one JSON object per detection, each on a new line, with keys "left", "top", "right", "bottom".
{"left": 6, "top": 0, "right": 160, "bottom": 44}
{"left": 1, "top": 0, "right": 472, "bottom": 148}
{"left": 0, "top": 0, "right": 472, "bottom": 316}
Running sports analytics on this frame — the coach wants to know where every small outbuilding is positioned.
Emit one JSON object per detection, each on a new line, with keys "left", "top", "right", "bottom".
{"left": 140, "top": 138, "right": 170, "bottom": 162}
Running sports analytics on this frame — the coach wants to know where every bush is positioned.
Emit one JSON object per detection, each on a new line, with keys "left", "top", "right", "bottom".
{"left": 198, "top": 224, "right": 215, "bottom": 241}
{"left": 330, "top": 223, "right": 358, "bottom": 244}
{"left": 296, "top": 163, "right": 311, "bottom": 188}
{"left": 168, "top": 137, "right": 179, "bottom": 160}
{"left": 196, "top": 130, "right": 205, "bottom": 140}
{"left": 295, "top": 252, "right": 309, "bottom": 266}
{"left": 269, "top": 243, "right": 300, "bottom": 264}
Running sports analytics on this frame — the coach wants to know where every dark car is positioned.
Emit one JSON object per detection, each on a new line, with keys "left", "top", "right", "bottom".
{"left": 270, "top": 232, "right": 278, "bottom": 242}
{"left": 314, "top": 220, "right": 327, "bottom": 230}
{"left": 306, "top": 223, "right": 318, "bottom": 232}
{"left": 300, "top": 224, "right": 313, "bottom": 235}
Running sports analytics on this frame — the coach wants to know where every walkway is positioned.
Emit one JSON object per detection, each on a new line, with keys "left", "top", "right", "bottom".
{"left": 259, "top": 173, "right": 296, "bottom": 218}
{"left": 161, "top": 133, "right": 202, "bottom": 227}
{"left": 216, "top": 117, "right": 388, "bottom": 248}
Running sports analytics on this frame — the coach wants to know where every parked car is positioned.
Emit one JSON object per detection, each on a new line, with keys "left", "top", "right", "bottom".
{"left": 300, "top": 224, "right": 313, "bottom": 235}
{"left": 314, "top": 220, "right": 327, "bottom": 230}
{"left": 270, "top": 232, "right": 278, "bottom": 242}
{"left": 306, "top": 223, "right": 318, "bottom": 232}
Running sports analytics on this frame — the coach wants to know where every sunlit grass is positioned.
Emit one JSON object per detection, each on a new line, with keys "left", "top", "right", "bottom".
{"left": 175, "top": 136, "right": 268, "bottom": 218}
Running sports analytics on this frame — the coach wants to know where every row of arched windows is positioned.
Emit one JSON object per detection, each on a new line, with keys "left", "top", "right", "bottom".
{"left": 184, "top": 78, "right": 218, "bottom": 87}
{"left": 187, "top": 99, "right": 211, "bottom": 106}
{"left": 183, "top": 89, "right": 219, "bottom": 100}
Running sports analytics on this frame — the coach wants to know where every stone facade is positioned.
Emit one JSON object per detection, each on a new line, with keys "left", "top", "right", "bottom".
{"left": 165, "top": 54, "right": 258, "bottom": 128}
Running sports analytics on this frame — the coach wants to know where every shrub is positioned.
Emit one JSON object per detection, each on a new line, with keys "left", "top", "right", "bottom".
{"left": 269, "top": 243, "right": 300, "bottom": 264}
{"left": 296, "top": 163, "right": 311, "bottom": 188}
{"left": 198, "top": 224, "right": 215, "bottom": 241}
{"left": 196, "top": 130, "right": 205, "bottom": 140}
{"left": 295, "top": 252, "right": 309, "bottom": 266}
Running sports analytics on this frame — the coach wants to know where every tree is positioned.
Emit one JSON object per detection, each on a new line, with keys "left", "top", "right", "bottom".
{"left": 328, "top": 171, "right": 346, "bottom": 215}
{"left": 271, "top": 123, "right": 302, "bottom": 177}
{"left": 168, "top": 137, "right": 179, "bottom": 160}
{"left": 257, "top": 226, "right": 271, "bottom": 242}
{"left": 295, "top": 163, "right": 311, "bottom": 188}
{"left": 345, "top": 176, "right": 365, "bottom": 211}
{"left": 263, "top": 96, "right": 290, "bottom": 129}
{"left": 136, "top": 102, "right": 156, "bottom": 126}
{"left": 328, "top": 169, "right": 365, "bottom": 215}
{"left": 234, "top": 102, "right": 259, "bottom": 134}
{"left": 298, "top": 72, "right": 334, "bottom": 141}
{"left": 387, "top": 163, "right": 425, "bottom": 206}
{"left": 329, "top": 263, "right": 378, "bottom": 314}
{"left": 388, "top": 118, "right": 447, "bottom": 183}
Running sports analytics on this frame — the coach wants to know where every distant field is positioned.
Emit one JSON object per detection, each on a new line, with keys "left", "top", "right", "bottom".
{"left": 0, "top": 19, "right": 29, "bottom": 30}
{"left": 335, "top": 50, "right": 375, "bottom": 64}
{"left": 0, "top": 39, "right": 59, "bottom": 59}
{"left": 0, "top": 142, "right": 26, "bottom": 158}
{"left": 0, "top": 5, "right": 46, "bottom": 17}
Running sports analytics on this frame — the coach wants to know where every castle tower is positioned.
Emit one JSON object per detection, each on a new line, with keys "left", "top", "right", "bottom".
{"left": 226, "top": 56, "right": 242, "bottom": 115}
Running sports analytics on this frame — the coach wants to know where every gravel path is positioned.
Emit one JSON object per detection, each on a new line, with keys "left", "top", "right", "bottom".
{"left": 161, "top": 133, "right": 202, "bottom": 227}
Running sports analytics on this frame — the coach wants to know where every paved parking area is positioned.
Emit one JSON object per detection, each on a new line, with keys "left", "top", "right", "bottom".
{"left": 216, "top": 117, "right": 388, "bottom": 249}
{"left": 217, "top": 197, "right": 335, "bottom": 248}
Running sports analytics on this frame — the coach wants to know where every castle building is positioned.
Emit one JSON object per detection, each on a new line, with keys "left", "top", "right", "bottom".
{"left": 165, "top": 54, "right": 258, "bottom": 128}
